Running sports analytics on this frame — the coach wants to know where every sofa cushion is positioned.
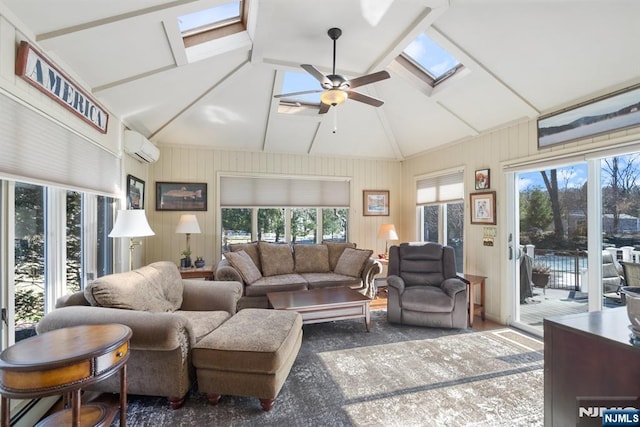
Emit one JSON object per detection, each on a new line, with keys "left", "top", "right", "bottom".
{"left": 224, "top": 250, "right": 262, "bottom": 284}
{"left": 301, "top": 273, "right": 362, "bottom": 290}
{"left": 177, "top": 310, "right": 232, "bottom": 342}
{"left": 259, "top": 242, "right": 294, "bottom": 277}
{"left": 324, "top": 242, "right": 356, "bottom": 271}
{"left": 85, "top": 261, "right": 183, "bottom": 312}
{"left": 244, "top": 274, "right": 308, "bottom": 297}
{"left": 334, "top": 248, "right": 373, "bottom": 278}
{"left": 229, "top": 241, "right": 262, "bottom": 271}
{"left": 294, "top": 244, "right": 330, "bottom": 273}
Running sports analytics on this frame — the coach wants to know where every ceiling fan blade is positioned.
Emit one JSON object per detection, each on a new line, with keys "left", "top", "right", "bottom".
{"left": 348, "top": 70, "right": 390, "bottom": 89}
{"left": 347, "top": 91, "right": 384, "bottom": 107}
{"left": 318, "top": 102, "right": 331, "bottom": 114}
{"left": 301, "top": 64, "right": 332, "bottom": 88}
{"left": 274, "top": 89, "right": 323, "bottom": 99}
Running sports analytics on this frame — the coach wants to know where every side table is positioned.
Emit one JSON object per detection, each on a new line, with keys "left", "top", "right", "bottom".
{"left": 0, "top": 324, "right": 131, "bottom": 427}
{"left": 179, "top": 265, "right": 215, "bottom": 280}
{"left": 459, "top": 273, "right": 486, "bottom": 327}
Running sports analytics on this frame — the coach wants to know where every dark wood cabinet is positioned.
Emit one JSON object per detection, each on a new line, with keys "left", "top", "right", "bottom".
{"left": 544, "top": 307, "right": 640, "bottom": 426}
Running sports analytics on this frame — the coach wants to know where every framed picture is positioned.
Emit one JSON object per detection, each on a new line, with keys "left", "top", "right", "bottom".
{"left": 156, "top": 182, "right": 207, "bottom": 211}
{"left": 126, "top": 174, "right": 145, "bottom": 209}
{"left": 470, "top": 191, "right": 496, "bottom": 225}
{"left": 363, "top": 190, "right": 390, "bottom": 216}
{"left": 475, "top": 169, "right": 490, "bottom": 190}
{"left": 538, "top": 83, "right": 640, "bottom": 148}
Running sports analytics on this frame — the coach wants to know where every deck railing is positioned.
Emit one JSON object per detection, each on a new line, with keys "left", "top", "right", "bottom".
{"left": 530, "top": 248, "right": 587, "bottom": 291}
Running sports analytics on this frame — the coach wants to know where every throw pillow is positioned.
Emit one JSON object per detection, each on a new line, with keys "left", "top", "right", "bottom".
{"left": 84, "top": 261, "right": 183, "bottom": 312}
{"left": 294, "top": 244, "right": 330, "bottom": 273}
{"left": 224, "top": 250, "right": 262, "bottom": 284}
{"left": 324, "top": 241, "right": 356, "bottom": 271}
{"left": 229, "top": 241, "right": 261, "bottom": 271}
{"left": 258, "top": 241, "right": 294, "bottom": 276}
{"left": 334, "top": 247, "right": 373, "bottom": 278}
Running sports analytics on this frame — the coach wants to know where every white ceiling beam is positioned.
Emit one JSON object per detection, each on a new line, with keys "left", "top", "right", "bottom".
{"left": 35, "top": 0, "right": 204, "bottom": 41}
{"left": 162, "top": 19, "right": 188, "bottom": 67}
{"left": 369, "top": 3, "right": 449, "bottom": 72}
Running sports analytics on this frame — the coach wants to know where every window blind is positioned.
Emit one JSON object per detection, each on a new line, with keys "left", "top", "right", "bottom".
{"left": 416, "top": 170, "right": 464, "bottom": 205}
{"left": 0, "top": 92, "right": 120, "bottom": 195}
{"left": 220, "top": 175, "right": 350, "bottom": 207}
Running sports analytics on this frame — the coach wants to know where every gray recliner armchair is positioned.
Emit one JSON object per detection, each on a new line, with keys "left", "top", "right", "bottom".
{"left": 386, "top": 243, "right": 468, "bottom": 328}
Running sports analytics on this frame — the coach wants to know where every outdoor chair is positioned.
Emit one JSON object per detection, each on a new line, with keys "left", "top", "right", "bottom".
{"left": 620, "top": 261, "right": 640, "bottom": 304}
{"left": 386, "top": 242, "right": 468, "bottom": 329}
{"left": 603, "top": 252, "right": 625, "bottom": 303}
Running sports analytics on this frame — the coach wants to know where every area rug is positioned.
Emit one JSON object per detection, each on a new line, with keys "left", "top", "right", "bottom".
{"left": 117, "top": 311, "right": 543, "bottom": 426}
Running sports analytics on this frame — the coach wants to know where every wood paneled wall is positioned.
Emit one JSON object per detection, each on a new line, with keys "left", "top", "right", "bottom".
{"left": 146, "top": 147, "right": 402, "bottom": 267}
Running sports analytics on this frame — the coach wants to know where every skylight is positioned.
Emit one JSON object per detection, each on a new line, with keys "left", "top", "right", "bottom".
{"left": 178, "top": 2, "right": 241, "bottom": 34}
{"left": 401, "top": 33, "right": 462, "bottom": 85}
{"left": 178, "top": 1, "right": 245, "bottom": 48}
{"left": 279, "top": 71, "right": 322, "bottom": 105}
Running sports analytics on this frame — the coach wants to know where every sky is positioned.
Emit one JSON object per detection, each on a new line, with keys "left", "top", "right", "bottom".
{"left": 518, "top": 164, "right": 588, "bottom": 191}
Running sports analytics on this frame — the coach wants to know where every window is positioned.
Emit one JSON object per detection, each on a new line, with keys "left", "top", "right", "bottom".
{"left": 221, "top": 207, "right": 348, "bottom": 252}
{"left": 400, "top": 33, "right": 463, "bottom": 87}
{"left": 179, "top": 1, "right": 247, "bottom": 48}
{"left": 322, "top": 208, "right": 348, "bottom": 242}
{"left": 291, "top": 208, "right": 317, "bottom": 243}
{"left": 416, "top": 170, "right": 465, "bottom": 271}
{"left": 12, "top": 181, "right": 115, "bottom": 343}
{"left": 219, "top": 175, "right": 350, "bottom": 252}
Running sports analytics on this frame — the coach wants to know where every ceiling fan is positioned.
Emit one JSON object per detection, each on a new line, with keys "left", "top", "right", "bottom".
{"left": 274, "top": 27, "right": 390, "bottom": 114}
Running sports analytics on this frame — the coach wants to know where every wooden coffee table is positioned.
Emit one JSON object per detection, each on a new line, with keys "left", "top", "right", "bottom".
{"left": 267, "top": 287, "right": 371, "bottom": 332}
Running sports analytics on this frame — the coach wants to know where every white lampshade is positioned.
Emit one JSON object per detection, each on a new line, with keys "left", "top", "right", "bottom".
{"left": 175, "top": 214, "right": 201, "bottom": 234}
{"left": 377, "top": 223, "right": 398, "bottom": 241}
{"left": 109, "top": 210, "right": 155, "bottom": 238}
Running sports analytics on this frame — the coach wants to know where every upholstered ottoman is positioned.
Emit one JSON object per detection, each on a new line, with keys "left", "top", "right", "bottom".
{"left": 193, "top": 308, "right": 302, "bottom": 411}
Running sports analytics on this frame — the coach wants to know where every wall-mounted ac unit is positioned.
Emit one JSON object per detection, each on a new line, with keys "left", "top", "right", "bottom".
{"left": 123, "top": 130, "right": 160, "bottom": 163}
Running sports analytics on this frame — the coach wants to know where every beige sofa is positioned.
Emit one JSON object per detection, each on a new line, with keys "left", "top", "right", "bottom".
{"left": 36, "top": 261, "right": 242, "bottom": 409}
{"left": 214, "top": 241, "right": 381, "bottom": 309}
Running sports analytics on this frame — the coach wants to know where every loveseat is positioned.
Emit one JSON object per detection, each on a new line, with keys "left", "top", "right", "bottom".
{"left": 214, "top": 241, "right": 381, "bottom": 309}
{"left": 36, "top": 261, "right": 243, "bottom": 409}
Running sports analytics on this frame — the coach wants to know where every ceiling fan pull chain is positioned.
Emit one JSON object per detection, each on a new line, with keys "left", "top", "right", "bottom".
{"left": 333, "top": 105, "right": 338, "bottom": 134}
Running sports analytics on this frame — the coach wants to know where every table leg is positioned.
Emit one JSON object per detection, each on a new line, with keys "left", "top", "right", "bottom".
{"left": 120, "top": 363, "right": 127, "bottom": 427}
{"left": 365, "top": 303, "right": 371, "bottom": 332}
{"left": 1, "top": 396, "right": 9, "bottom": 427}
{"left": 468, "top": 283, "right": 475, "bottom": 327}
{"left": 71, "top": 388, "right": 81, "bottom": 427}
{"left": 480, "top": 278, "right": 486, "bottom": 320}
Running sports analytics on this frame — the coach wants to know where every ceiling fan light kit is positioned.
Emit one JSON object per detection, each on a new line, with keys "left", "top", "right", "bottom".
{"left": 274, "top": 27, "right": 390, "bottom": 115}
{"left": 320, "top": 89, "right": 347, "bottom": 106}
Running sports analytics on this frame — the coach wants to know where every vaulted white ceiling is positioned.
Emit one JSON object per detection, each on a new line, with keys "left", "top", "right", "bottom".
{"left": 3, "top": 0, "right": 639, "bottom": 160}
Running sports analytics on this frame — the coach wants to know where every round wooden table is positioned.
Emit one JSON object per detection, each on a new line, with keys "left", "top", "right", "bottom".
{"left": 0, "top": 324, "right": 131, "bottom": 427}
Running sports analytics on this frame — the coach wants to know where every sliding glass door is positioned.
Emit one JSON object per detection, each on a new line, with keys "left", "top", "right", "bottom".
{"left": 509, "top": 149, "right": 640, "bottom": 335}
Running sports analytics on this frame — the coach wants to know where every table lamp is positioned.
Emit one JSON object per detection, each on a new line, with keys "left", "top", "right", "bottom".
{"left": 109, "top": 210, "right": 155, "bottom": 271}
{"left": 377, "top": 223, "right": 399, "bottom": 259}
{"left": 175, "top": 214, "right": 201, "bottom": 261}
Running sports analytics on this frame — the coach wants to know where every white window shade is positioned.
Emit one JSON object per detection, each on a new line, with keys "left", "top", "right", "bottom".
{"left": 416, "top": 170, "right": 464, "bottom": 205}
{"left": 0, "top": 92, "right": 119, "bottom": 194}
{"left": 220, "top": 176, "right": 350, "bottom": 207}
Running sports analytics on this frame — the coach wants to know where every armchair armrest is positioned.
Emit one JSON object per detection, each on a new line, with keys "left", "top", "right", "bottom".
{"left": 214, "top": 259, "right": 245, "bottom": 285}
{"left": 386, "top": 275, "right": 406, "bottom": 294}
{"left": 181, "top": 280, "right": 242, "bottom": 313}
{"left": 36, "top": 306, "right": 194, "bottom": 350}
{"left": 441, "top": 277, "right": 467, "bottom": 298}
